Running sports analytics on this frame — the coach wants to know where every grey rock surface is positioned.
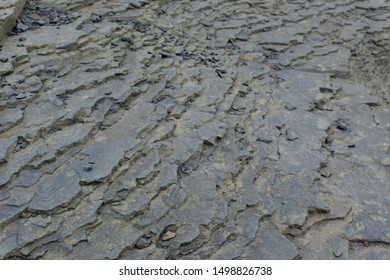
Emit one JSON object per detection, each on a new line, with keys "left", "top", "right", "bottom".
{"left": 0, "top": 0, "right": 26, "bottom": 41}
{"left": 0, "top": 0, "right": 389, "bottom": 260}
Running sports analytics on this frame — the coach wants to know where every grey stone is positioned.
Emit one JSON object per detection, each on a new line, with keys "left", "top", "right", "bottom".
{"left": 135, "top": 235, "right": 152, "bottom": 249}
{"left": 68, "top": 219, "right": 143, "bottom": 259}
{"left": 286, "top": 129, "right": 299, "bottom": 141}
{"left": 0, "top": 205, "right": 26, "bottom": 227}
{"left": 0, "top": 108, "right": 24, "bottom": 134}
{"left": 12, "top": 168, "right": 43, "bottom": 187}
{"left": 0, "top": 137, "right": 16, "bottom": 164}
{"left": 242, "top": 220, "right": 299, "bottom": 259}
{"left": 299, "top": 48, "right": 351, "bottom": 77}
{"left": 0, "top": 0, "right": 27, "bottom": 40}
{"left": 29, "top": 167, "right": 81, "bottom": 211}
{"left": 7, "top": 186, "right": 35, "bottom": 206}
{"left": 329, "top": 236, "right": 347, "bottom": 258}
{"left": 17, "top": 215, "right": 55, "bottom": 247}
{"left": 1, "top": 0, "right": 390, "bottom": 261}
{"left": 73, "top": 132, "right": 140, "bottom": 184}
{"left": 57, "top": 199, "right": 102, "bottom": 241}
{"left": 0, "top": 234, "right": 18, "bottom": 259}
{"left": 111, "top": 189, "right": 150, "bottom": 219}
{"left": 0, "top": 62, "right": 14, "bottom": 75}
{"left": 285, "top": 103, "right": 297, "bottom": 111}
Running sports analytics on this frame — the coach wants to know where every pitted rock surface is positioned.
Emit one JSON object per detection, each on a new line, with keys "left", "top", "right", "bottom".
{"left": 0, "top": 0, "right": 390, "bottom": 260}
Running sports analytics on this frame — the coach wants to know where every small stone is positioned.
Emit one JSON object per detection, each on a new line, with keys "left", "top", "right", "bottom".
{"left": 83, "top": 166, "right": 93, "bottom": 172}
{"left": 16, "top": 92, "right": 27, "bottom": 100}
{"left": 286, "top": 129, "right": 298, "bottom": 141}
{"left": 380, "top": 158, "right": 390, "bottom": 166}
{"left": 234, "top": 125, "right": 246, "bottom": 134}
{"left": 38, "top": 19, "right": 47, "bottom": 25}
{"left": 17, "top": 23, "right": 29, "bottom": 32}
{"left": 161, "top": 231, "right": 176, "bottom": 241}
{"left": 91, "top": 14, "right": 103, "bottom": 23}
{"left": 0, "top": 63, "right": 14, "bottom": 75}
{"left": 329, "top": 236, "right": 347, "bottom": 257}
{"left": 29, "top": 167, "right": 81, "bottom": 211}
{"left": 121, "top": 35, "right": 133, "bottom": 44}
{"left": 285, "top": 102, "right": 297, "bottom": 111}
{"left": 335, "top": 119, "right": 349, "bottom": 130}
{"left": 236, "top": 35, "right": 250, "bottom": 41}
{"left": 256, "top": 136, "right": 273, "bottom": 143}
{"left": 136, "top": 235, "right": 152, "bottom": 249}
{"left": 24, "top": 76, "right": 41, "bottom": 87}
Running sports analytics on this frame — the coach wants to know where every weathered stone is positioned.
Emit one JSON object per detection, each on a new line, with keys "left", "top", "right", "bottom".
{"left": 0, "top": 108, "right": 24, "bottom": 134}
{"left": 72, "top": 131, "right": 140, "bottom": 184}
{"left": 241, "top": 220, "right": 299, "bottom": 259}
{"left": 29, "top": 167, "right": 81, "bottom": 211}
{"left": 0, "top": 62, "right": 14, "bottom": 75}
{"left": 0, "top": 234, "right": 18, "bottom": 259}
{"left": 0, "top": 137, "right": 16, "bottom": 163}
{"left": 329, "top": 236, "right": 348, "bottom": 258}
{"left": 111, "top": 188, "right": 150, "bottom": 219}
{"left": 286, "top": 129, "right": 299, "bottom": 141}
{"left": 1, "top": 0, "right": 390, "bottom": 261}
{"left": 0, "top": 205, "right": 26, "bottom": 227}
{"left": 0, "top": 0, "right": 26, "bottom": 40}
{"left": 68, "top": 219, "right": 143, "bottom": 259}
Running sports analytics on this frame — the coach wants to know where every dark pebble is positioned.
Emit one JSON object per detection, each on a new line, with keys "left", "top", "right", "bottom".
{"left": 83, "top": 166, "right": 93, "bottom": 172}
{"left": 121, "top": 35, "right": 133, "bottom": 44}
{"left": 335, "top": 119, "right": 349, "bottom": 130}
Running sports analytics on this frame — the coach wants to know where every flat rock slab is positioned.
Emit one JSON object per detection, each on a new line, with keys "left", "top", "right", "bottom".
{"left": 1, "top": 0, "right": 390, "bottom": 260}
{"left": 29, "top": 167, "right": 81, "bottom": 211}
{"left": 0, "top": 0, "right": 26, "bottom": 41}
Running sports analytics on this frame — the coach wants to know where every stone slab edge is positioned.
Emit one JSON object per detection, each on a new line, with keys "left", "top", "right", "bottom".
{"left": 0, "top": 0, "right": 27, "bottom": 41}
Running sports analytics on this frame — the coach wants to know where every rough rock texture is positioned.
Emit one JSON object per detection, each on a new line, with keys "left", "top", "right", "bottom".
{"left": 0, "top": 0, "right": 26, "bottom": 40}
{"left": 0, "top": 0, "right": 390, "bottom": 260}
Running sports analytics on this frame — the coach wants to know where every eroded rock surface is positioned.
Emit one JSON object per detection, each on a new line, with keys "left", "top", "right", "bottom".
{"left": 0, "top": 0, "right": 389, "bottom": 259}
